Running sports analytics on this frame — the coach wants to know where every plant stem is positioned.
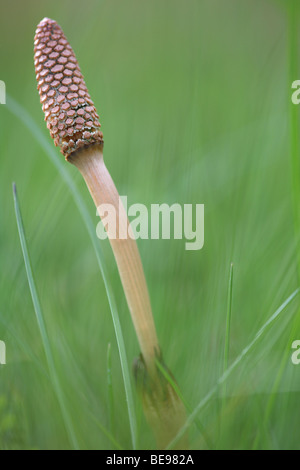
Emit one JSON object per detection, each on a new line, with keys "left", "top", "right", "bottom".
{"left": 70, "top": 144, "right": 188, "bottom": 448}
{"left": 8, "top": 95, "right": 138, "bottom": 450}
{"left": 69, "top": 145, "right": 159, "bottom": 375}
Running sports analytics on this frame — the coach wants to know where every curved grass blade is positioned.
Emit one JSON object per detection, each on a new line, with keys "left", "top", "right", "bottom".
{"left": 7, "top": 95, "right": 137, "bottom": 449}
{"left": 222, "top": 262, "right": 234, "bottom": 410}
{"left": 155, "top": 359, "right": 214, "bottom": 449}
{"left": 253, "top": 2, "right": 300, "bottom": 449}
{"left": 166, "top": 288, "right": 300, "bottom": 449}
{"left": 107, "top": 343, "right": 115, "bottom": 444}
{"left": 50, "top": 331, "right": 123, "bottom": 450}
{"left": 223, "top": 262, "right": 234, "bottom": 380}
{"left": 288, "top": 0, "right": 300, "bottom": 281}
{"left": 13, "top": 183, "right": 79, "bottom": 450}
{"left": 88, "top": 411, "right": 122, "bottom": 450}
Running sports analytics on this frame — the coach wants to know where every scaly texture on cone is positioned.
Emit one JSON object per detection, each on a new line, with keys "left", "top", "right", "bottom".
{"left": 34, "top": 18, "right": 103, "bottom": 159}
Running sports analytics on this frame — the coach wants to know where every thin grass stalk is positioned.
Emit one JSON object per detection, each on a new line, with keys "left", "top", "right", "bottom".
{"left": 155, "top": 359, "right": 214, "bottom": 449}
{"left": 252, "top": 322, "right": 299, "bottom": 450}
{"left": 255, "top": 3, "right": 300, "bottom": 448}
{"left": 166, "top": 288, "right": 300, "bottom": 449}
{"left": 289, "top": 0, "right": 300, "bottom": 282}
{"left": 13, "top": 183, "right": 79, "bottom": 450}
{"left": 107, "top": 343, "right": 115, "bottom": 444}
{"left": 222, "top": 263, "right": 234, "bottom": 410}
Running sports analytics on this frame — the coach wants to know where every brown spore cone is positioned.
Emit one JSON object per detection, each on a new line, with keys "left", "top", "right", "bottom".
{"left": 34, "top": 18, "right": 103, "bottom": 159}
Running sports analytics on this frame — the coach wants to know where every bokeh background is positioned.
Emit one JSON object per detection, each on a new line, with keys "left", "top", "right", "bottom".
{"left": 1, "top": 0, "right": 300, "bottom": 449}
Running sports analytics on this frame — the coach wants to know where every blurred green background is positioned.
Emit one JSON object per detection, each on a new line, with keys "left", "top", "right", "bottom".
{"left": 1, "top": 0, "right": 300, "bottom": 450}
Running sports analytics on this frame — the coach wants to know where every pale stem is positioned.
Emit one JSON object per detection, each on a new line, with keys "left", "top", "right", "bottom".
{"left": 69, "top": 145, "right": 159, "bottom": 373}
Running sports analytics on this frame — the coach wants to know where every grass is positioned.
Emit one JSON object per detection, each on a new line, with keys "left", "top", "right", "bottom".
{"left": 288, "top": 0, "right": 300, "bottom": 280}
{"left": 166, "top": 287, "right": 300, "bottom": 449}
{"left": 107, "top": 343, "right": 115, "bottom": 442}
{"left": 13, "top": 182, "right": 79, "bottom": 450}
{"left": 1, "top": 0, "right": 300, "bottom": 450}
{"left": 223, "top": 262, "right": 234, "bottom": 401}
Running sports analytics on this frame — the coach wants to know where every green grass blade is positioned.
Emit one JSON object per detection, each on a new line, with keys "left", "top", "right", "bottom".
{"left": 166, "top": 288, "right": 300, "bottom": 449}
{"left": 222, "top": 262, "right": 234, "bottom": 408}
{"left": 288, "top": 0, "right": 300, "bottom": 281}
{"left": 13, "top": 183, "right": 79, "bottom": 450}
{"left": 107, "top": 343, "right": 115, "bottom": 444}
{"left": 7, "top": 95, "right": 137, "bottom": 449}
{"left": 155, "top": 359, "right": 214, "bottom": 449}
{"left": 253, "top": 3, "right": 300, "bottom": 449}
{"left": 223, "top": 263, "right": 234, "bottom": 377}
{"left": 88, "top": 412, "right": 122, "bottom": 450}
{"left": 251, "top": 325, "right": 297, "bottom": 450}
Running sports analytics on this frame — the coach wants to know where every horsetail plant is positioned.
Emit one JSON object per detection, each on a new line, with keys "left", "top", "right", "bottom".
{"left": 34, "top": 18, "right": 187, "bottom": 449}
